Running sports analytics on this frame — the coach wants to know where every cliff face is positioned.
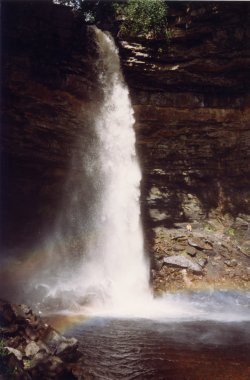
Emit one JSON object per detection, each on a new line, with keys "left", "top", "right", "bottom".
{"left": 119, "top": 2, "right": 250, "bottom": 226}
{"left": 118, "top": 2, "right": 250, "bottom": 291}
{"left": 1, "top": 1, "right": 250, "bottom": 293}
{"left": 1, "top": 1, "right": 100, "bottom": 251}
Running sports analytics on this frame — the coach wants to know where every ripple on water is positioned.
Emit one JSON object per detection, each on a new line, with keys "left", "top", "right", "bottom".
{"left": 63, "top": 318, "right": 250, "bottom": 380}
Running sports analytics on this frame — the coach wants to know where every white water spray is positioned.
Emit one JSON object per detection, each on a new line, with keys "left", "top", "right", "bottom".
{"left": 74, "top": 28, "right": 152, "bottom": 312}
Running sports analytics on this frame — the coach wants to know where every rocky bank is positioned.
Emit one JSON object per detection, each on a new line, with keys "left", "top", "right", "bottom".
{"left": 0, "top": 299, "right": 83, "bottom": 379}
{"left": 1, "top": 1, "right": 250, "bottom": 296}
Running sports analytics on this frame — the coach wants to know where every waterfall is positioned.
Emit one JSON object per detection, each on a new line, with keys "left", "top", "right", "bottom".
{"left": 29, "top": 28, "right": 250, "bottom": 322}
{"left": 76, "top": 27, "right": 151, "bottom": 312}
{"left": 38, "top": 27, "right": 152, "bottom": 313}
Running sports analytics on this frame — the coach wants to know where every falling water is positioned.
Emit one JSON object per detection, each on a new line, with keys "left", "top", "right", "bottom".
{"left": 36, "top": 27, "right": 153, "bottom": 313}
{"left": 76, "top": 27, "right": 151, "bottom": 311}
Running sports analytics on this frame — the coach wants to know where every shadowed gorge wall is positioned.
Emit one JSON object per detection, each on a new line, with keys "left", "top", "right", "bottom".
{"left": 1, "top": 1, "right": 100, "bottom": 251}
{"left": 117, "top": 2, "right": 250, "bottom": 291}
{"left": 118, "top": 1, "right": 250, "bottom": 229}
{"left": 1, "top": 1, "right": 250, "bottom": 292}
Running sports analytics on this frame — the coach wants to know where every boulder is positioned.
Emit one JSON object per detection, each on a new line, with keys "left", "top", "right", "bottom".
{"left": 25, "top": 341, "right": 41, "bottom": 357}
{"left": 5, "top": 346, "right": 23, "bottom": 361}
{"left": 56, "top": 337, "right": 80, "bottom": 362}
{"left": 188, "top": 237, "right": 206, "bottom": 250}
{"left": 163, "top": 255, "right": 202, "bottom": 273}
{"left": 0, "top": 300, "right": 80, "bottom": 379}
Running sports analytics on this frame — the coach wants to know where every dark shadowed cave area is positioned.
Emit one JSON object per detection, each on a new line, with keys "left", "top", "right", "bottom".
{"left": 1, "top": 0, "right": 101, "bottom": 253}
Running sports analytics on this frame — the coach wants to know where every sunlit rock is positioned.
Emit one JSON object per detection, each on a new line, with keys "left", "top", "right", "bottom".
{"left": 163, "top": 255, "right": 202, "bottom": 273}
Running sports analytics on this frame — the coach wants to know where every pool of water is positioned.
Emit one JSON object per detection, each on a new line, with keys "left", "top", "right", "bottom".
{"left": 46, "top": 291, "right": 250, "bottom": 379}
{"left": 45, "top": 317, "right": 250, "bottom": 380}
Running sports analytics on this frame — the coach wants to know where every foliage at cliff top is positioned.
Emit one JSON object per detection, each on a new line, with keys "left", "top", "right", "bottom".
{"left": 115, "top": 0, "right": 168, "bottom": 39}
{"left": 54, "top": 0, "right": 168, "bottom": 39}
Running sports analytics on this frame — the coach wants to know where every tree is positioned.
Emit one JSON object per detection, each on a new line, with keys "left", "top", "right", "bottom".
{"left": 54, "top": 0, "right": 168, "bottom": 39}
{"left": 54, "top": 0, "right": 116, "bottom": 25}
{"left": 114, "top": 0, "right": 168, "bottom": 39}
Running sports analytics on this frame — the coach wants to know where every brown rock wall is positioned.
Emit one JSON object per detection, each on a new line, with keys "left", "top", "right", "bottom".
{"left": 118, "top": 2, "right": 250, "bottom": 289}
{"left": 118, "top": 1, "right": 250, "bottom": 226}
{"left": 1, "top": 1, "right": 100, "bottom": 250}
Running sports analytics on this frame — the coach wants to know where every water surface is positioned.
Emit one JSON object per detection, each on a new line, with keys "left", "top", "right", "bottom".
{"left": 48, "top": 314, "right": 250, "bottom": 380}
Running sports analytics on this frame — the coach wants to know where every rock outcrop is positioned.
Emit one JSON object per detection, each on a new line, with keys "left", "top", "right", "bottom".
{"left": 118, "top": 2, "right": 250, "bottom": 290}
{"left": 0, "top": 299, "right": 81, "bottom": 379}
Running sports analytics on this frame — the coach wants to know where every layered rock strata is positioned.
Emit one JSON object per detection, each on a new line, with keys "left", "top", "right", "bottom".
{"left": 118, "top": 2, "right": 250, "bottom": 290}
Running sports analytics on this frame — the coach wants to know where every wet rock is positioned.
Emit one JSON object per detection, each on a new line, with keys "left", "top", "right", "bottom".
{"left": 56, "top": 337, "right": 80, "bottom": 362}
{"left": 25, "top": 341, "right": 40, "bottom": 357}
{"left": 67, "top": 363, "right": 85, "bottom": 379}
{"left": 163, "top": 256, "right": 202, "bottom": 273}
{"left": 25, "top": 326, "right": 39, "bottom": 341}
{"left": 0, "top": 324, "right": 19, "bottom": 337}
{"left": 0, "top": 300, "right": 81, "bottom": 379}
{"left": 29, "top": 354, "right": 65, "bottom": 379}
{"left": 15, "top": 304, "right": 33, "bottom": 317}
{"left": 0, "top": 349, "right": 29, "bottom": 380}
{"left": 5, "top": 346, "right": 23, "bottom": 361}
{"left": 0, "top": 300, "right": 15, "bottom": 325}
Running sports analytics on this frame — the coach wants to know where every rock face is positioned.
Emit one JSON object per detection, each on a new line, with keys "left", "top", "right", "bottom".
{"left": 119, "top": 2, "right": 250, "bottom": 227}
{"left": 118, "top": 2, "right": 250, "bottom": 290}
{"left": 1, "top": 1, "right": 250, "bottom": 294}
{"left": 152, "top": 224, "right": 250, "bottom": 293}
{"left": 1, "top": 1, "right": 100, "bottom": 252}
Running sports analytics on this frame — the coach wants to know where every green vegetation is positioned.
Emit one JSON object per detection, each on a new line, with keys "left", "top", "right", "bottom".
{"left": 54, "top": 0, "right": 116, "bottom": 24}
{"left": 0, "top": 339, "right": 8, "bottom": 374}
{"left": 203, "top": 223, "right": 217, "bottom": 233}
{"left": 0, "top": 339, "right": 19, "bottom": 377}
{"left": 226, "top": 227, "right": 236, "bottom": 237}
{"left": 23, "top": 359, "right": 32, "bottom": 369}
{"left": 0, "top": 339, "right": 7, "bottom": 357}
{"left": 54, "top": 0, "right": 169, "bottom": 39}
{"left": 114, "top": 0, "right": 168, "bottom": 39}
